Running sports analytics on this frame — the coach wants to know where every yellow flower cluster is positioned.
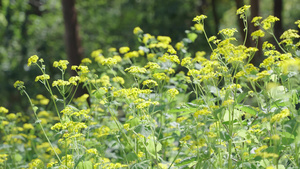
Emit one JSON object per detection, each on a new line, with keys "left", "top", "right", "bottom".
{"left": 133, "top": 26, "right": 143, "bottom": 35}
{"left": 27, "top": 55, "right": 39, "bottom": 66}
{"left": 158, "top": 53, "right": 180, "bottom": 64}
{"left": 236, "top": 5, "right": 251, "bottom": 16}
{"left": 35, "top": 74, "right": 50, "bottom": 82}
{"left": 113, "top": 87, "right": 152, "bottom": 100}
{"left": 193, "top": 15, "right": 207, "bottom": 23}
{"left": 53, "top": 60, "right": 69, "bottom": 70}
{"left": 254, "top": 145, "right": 278, "bottom": 158}
{"left": 153, "top": 73, "right": 170, "bottom": 82}
{"left": 136, "top": 100, "right": 159, "bottom": 109}
{"left": 125, "top": 66, "right": 147, "bottom": 74}
{"left": 0, "top": 107, "right": 9, "bottom": 114}
{"left": 51, "top": 121, "right": 87, "bottom": 133}
{"left": 270, "top": 108, "right": 290, "bottom": 123}
{"left": 0, "top": 154, "right": 8, "bottom": 163}
{"left": 194, "top": 108, "right": 212, "bottom": 117}
{"left": 167, "top": 88, "right": 179, "bottom": 98}
{"left": 144, "top": 62, "right": 160, "bottom": 70}
{"left": 124, "top": 51, "right": 139, "bottom": 59}
{"left": 119, "top": 46, "right": 130, "bottom": 54}
{"left": 112, "top": 76, "right": 125, "bottom": 85}
{"left": 142, "top": 79, "right": 158, "bottom": 88}
{"left": 52, "top": 79, "right": 70, "bottom": 87}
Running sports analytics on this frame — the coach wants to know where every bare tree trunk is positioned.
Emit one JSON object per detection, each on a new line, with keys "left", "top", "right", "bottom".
{"left": 273, "top": 0, "right": 283, "bottom": 50}
{"left": 61, "top": 0, "right": 88, "bottom": 98}
{"left": 61, "top": 0, "right": 83, "bottom": 70}
{"left": 250, "top": 0, "right": 263, "bottom": 66}
{"left": 211, "top": 0, "right": 219, "bottom": 35}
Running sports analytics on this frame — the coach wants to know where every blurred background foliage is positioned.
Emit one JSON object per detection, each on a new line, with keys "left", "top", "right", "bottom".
{"left": 0, "top": 0, "right": 299, "bottom": 112}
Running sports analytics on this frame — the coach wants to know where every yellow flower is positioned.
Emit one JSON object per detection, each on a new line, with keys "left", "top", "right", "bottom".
{"left": 280, "top": 29, "right": 300, "bottom": 39}
{"left": 52, "top": 79, "right": 70, "bottom": 87}
{"left": 133, "top": 27, "right": 143, "bottom": 35}
{"left": 68, "top": 76, "right": 80, "bottom": 85}
{"left": 270, "top": 108, "right": 290, "bottom": 123}
{"left": 181, "top": 57, "right": 192, "bottom": 67}
{"left": 157, "top": 36, "right": 172, "bottom": 44}
{"left": 138, "top": 151, "right": 144, "bottom": 158}
{"left": 167, "top": 88, "right": 179, "bottom": 98}
{"left": 81, "top": 58, "right": 92, "bottom": 64}
{"left": 222, "top": 99, "right": 234, "bottom": 106}
{"left": 261, "top": 15, "right": 279, "bottom": 30}
{"left": 144, "top": 62, "right": 160, "bottom": 70}
{"left": 119, "top": 46, "right": 130, "bottom": 54}
{"left": 252, "top": 16, "right": 263, "bottom": 26}
{"left": 295, "top": 20, "right": 300, "bottom": 28}
{"left": 180, "top": 135, "right": 192, "bottom": 142}
{"left": 251, "top": 29, "right": 265, "bottom": 40}
{"left": 91, "top": 49, "right": 103, "bottom": 58}
{"left": 271, "top": 134, "right": 280, "bottom": 140}
{"left": 0, "top": 107, "right": 9, "bottom": 114}
{"left": 0, "top": 154, "right": 9, "bottom": 163}
{"left": 194, "top": 108, "right": 212, "bottom": 117}
{"left": 175, "top": 41, "right": 184, "bottom": 50}
{"left": 153, "top": 73, "right": 170, "bottom": 82}
{"left": 23, "top": 123, "right": 34, "bottom": 130}
{"left": 27, "top": 55, "right": 39, "bottom": 66}
{"left": 28, "top": 158, "right": 44, "bottom": 169}
{"left": 193, "top": 15, "right": 207, "bottom": 23}
{"left": 142, "top": 80, "right": 158, "bottom": 88}
{"left": 124, "top": 51, "right": 139, "bottom": 59}
{"left": 7, "top": 113, "right": 17, "bottom": 120}
{"left": 112, "top": 76, "right": 125, "bottom": 85}
{"left": 35, "top": 74, "right": 50, "bottom": 82}
{"left": 53, "top": 60, "right": 69, "bottom": 70}
{"left": 218, "top": 28, "right": 238, "bottom": 37}
{"left": 194, "top": 23, "right": 204, "bottom": 31}
{"left": 86, "top": 148, "right": 98, "bottom": 155}
{"left": 125, "top": 66, "right": 147, "bottom": 74}
{"left": 236, "top": 5, "right": 251, "bottom": 15}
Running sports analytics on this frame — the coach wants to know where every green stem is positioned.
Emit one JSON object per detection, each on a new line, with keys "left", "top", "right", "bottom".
{"left": 23, "top": 90, "right": 62, "bottom": 163}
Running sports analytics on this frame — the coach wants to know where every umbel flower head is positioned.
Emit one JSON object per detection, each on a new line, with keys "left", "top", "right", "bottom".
{"left": 28, "top": 55, "right": 39, "bottom": 66}
{"left": 192, "top": 15, "right": 207, "bottom": 23}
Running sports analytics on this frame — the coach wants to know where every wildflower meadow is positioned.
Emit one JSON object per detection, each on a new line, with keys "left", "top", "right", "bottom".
{"left": 1, "top": 5, "right": 300, "bottom": 169}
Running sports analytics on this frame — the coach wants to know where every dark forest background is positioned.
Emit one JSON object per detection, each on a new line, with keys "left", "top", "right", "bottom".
{"left": 0, "top": 0, "right": 299, "bottom": 112}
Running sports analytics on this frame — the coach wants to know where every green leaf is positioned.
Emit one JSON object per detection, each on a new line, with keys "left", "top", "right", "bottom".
{"left": 236, "top": 129, "right": 248, "bottom": 138}
{"left": 236, "top": 92, "right": 247, "bottom": 103}
{"left": 14, "top": 153, "right": 22, "bottom": 162}
{"left": 220, "top": 131, "right": 231, "bottom": 141}
{"left": 235, "top": 104, "right": 256, "bottom": 116}
{"left": 223, "top": 109, "right": 243, "bottom": 122}
{"left": 175, "top": 156, "right": 197, "bottom": 167}
{"left": 168, "top": 107, "right": 197, "bottom": 114}
{"left": 129, "top": 117, "right": 140, "bottom": 128}
{"left": 131, "top": 160, "right": 150, "bottom": 169}
{"left": 146, "top": 139, "right": 162, "bottom": 156}
{"left": 134, "top": 124, "right": 152, "bottom": 138}
{"left": 126, "top": 152, "right": 138, "bottom": 162}
{"left": 187, "top": 33, "right": 198, "bottom": 42}
{"left": 77, "top": 161, "right": 93, "bottom": 169}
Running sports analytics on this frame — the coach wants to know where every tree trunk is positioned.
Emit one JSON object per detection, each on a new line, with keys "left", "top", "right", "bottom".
{"left": 61, "top": 0, "right": 83, "bottom": 69}
{"left": 211, "top": 0, "right": 219, "bottom": 35}
{"left": 273, "top": 0, "right": 283, "bottom": 50}
{"left": 61, "top": 0, "right": 88, "bottom": 98}
{"left": 250, "top": 0, "right": 263, "bottom": 66}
